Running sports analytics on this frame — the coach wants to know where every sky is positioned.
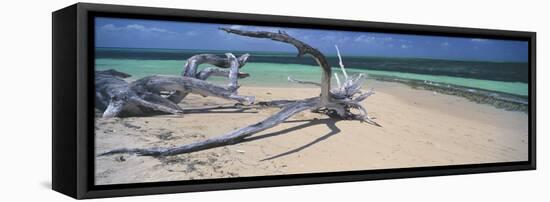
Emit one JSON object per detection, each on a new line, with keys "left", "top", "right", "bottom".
{"left": 95, "top": 17, "right": 529, "bottom": 62}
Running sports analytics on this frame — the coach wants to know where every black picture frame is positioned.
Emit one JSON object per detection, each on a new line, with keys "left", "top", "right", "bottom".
{"left": 52, "top": 3, "right": 536, "bottom": 199}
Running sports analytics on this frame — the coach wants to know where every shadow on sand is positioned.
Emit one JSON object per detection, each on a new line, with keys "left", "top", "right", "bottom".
{"left": 181, "top": 104, "right": 258, "bottom": 114}
{"left": 238, "top": 118, "right": 342, "bottom": 161}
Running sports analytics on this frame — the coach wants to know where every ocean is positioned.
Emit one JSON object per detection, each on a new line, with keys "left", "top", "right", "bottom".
{"left": 94, "top": 47, "right": 529, "bottom": 97}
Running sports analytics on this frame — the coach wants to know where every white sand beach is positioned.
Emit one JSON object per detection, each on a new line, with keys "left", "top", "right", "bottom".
{"left": 95, "top": 80, "right": 528, "bottom": 185}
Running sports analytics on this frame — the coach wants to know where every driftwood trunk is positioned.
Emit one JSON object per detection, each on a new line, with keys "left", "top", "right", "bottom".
{"left": 101, "top": 28, "right": 379, "bottom": 157}
{"left": 95, "top": 53, "right": 253, "bottom": 117}
{"left": 95, "top": 71, "right": 184, "bottom": 118}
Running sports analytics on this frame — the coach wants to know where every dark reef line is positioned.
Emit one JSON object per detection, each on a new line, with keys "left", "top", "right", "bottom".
{"left": 370, "top": 75, "right": 528, "bottom": 113}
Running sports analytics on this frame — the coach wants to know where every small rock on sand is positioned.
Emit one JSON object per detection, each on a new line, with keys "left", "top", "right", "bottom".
{"left": 115, "top": 155, "right": 126, "bottom": 162}
{"left": 123, "top": 122, "right": 141, "bottom": 129}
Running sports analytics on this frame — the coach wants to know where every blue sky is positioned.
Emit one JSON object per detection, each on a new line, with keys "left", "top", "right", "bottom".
{"left": 95, "top": 17, "right": 528, "bottom": 62}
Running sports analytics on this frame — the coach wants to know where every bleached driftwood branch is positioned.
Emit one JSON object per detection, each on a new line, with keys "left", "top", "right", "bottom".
{"left": 100, "top": 29, "right": 379, "bottom": 157}
{"left": 100, "top": 98, "right": 319, "bottom": 156}
{"left": 219, "top": 28, "right": 332, "bottom": 107}
{"left": 183, "top": 54, "right": 250, "bottom": 77}
{"left": 168, "top": 53, "right": 251, "bottom": 103}
{"left": 95, "top": 71, "right": 184, "bottom": 118}
{"left": 196, "top": 67, "right": 249, "bottom": 80}
{"left": 95, "top": 53, "right": 254, "bottom": 118}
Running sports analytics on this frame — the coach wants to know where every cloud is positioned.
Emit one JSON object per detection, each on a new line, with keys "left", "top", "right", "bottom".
{"left": 300, "top": 35, "right": 313, "bottom": 41}
{"left": 185, "top": 31, "right": 198, "bottom": 36}
{"left": 99, "top": 24, "right": 117, "bottom": 31}
{"left": 440, "top": 41, "right": 450, "bottom": 47}
{"left": 320, "top": 35, "right": 350, "bottom": 44}
{"left": 382, "top": 37, "right": 393, "bottom": 41}
{"left": 354, "top": 35, "right": 394, "bottom": 45}
{"left": 398, "top": 39, "right": 412, "bottom": 43}
{"left": 401, "top": 44, "right": 412, "bottom": 49}
{"left": 471, "top": 38, "right": 488, "bottom": 42}
{"left": 321, "top": 35, "right": 336, "bottom": 41}
{"left": 354, "top": 35, "right": 376, "bottom": 43}
{"left": 99, "top": 23, "right": 177, "bottom": 34}
{"left": 126, "top": 24, "right": 145, "bottom": 30}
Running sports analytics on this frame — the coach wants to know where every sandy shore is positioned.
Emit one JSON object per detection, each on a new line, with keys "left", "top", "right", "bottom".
{"left": 95, "top": 80, "right": 528, "bottom": 185}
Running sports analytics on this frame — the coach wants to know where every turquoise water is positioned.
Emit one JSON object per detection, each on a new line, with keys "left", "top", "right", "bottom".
{"left": 95, "top": 59, "right": 528, "bottom": 96}
{"left": 96, "top": 59, "right": 184, "bottom": 76}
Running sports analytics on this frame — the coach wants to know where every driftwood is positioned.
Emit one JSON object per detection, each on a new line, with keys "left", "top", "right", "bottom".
{"left": 95, "top": 70, "right": 184, "bottom": 118}
{"left": 219, "top": 28, "right": 333, "bottom": 107}
{"left": 100, "top": 28, "right": 379, "bottom": 157}
{"left": 220, "top": 28, "right": 378, "bottom": 124}
{"left": 183, "top": 54, "right": 250, "bottom": 77}
{"left": 95, "top": 53, "right": 254, "bottom": 117}
{"left": 168, "top": 53, "right": 250, "bottom": 103}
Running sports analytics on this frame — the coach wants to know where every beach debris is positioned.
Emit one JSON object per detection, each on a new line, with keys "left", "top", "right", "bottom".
{"left": 115, "top": 155, "right": 126, "bottom": 162}
{"left": 103, "top": 129, "right": 115, "bottom": 133}
{"left": 100, "top": 28, "right": 379, "bottom": 157}
{"left": 156, "top": 131, "right": 175, "bottom": 140}
{"left": 95, "top": 53, "right": 254, "bottom": 117}
{"left": 123, "top": 122, "right": 141, "bottom": 129}
{"left": 235, "top": 150, "right": 246, "bottom": 154}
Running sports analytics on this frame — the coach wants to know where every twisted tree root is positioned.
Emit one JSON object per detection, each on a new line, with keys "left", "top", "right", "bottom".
{"left": 95, "top": 53, "right": 254, "bottom": 117}
{"left": 100, "top": 29, "right": 379, "bottom": 156}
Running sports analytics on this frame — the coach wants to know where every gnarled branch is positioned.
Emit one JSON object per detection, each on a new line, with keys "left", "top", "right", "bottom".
{"left": 100, "top": 30, "right": 378, "bottom": 157}
{"left": 182, "top": 53, "right": 250, "bottom": 77}
{"left": 95, "top": 54, "right": 254, "bottom": 117}
{"left": 99, "top": 97, "right": 319, "bottom": 156}
{"left": 220, "top": 28, "right": 332, "bottom": 107}
{"left": 169, "top": 53, "right": 251, "bottom": 103}
{"left": 95, "top": 71, "right": 184, "bottom": 118}
{"left": 196, "top": 67, "right": 250, "bottom": 80}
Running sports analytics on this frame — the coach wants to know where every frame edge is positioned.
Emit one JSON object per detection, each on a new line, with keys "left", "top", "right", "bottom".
{"left": 52, "top": 3, "right": 79, "bottom": 199}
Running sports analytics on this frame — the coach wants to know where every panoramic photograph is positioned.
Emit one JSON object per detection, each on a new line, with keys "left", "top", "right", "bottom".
{"left": 94, "top": 17, "right": 529, "bottom": 185}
